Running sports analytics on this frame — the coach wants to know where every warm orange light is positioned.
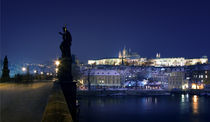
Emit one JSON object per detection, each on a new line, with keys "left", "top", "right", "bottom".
{"left": 192, "top": 83, "right": 197, "bottom": 89}
{"left": 192, "top": 95, "right": 198, "bottom": 114}
{"left": 55, "top": 60, "right": 60, "bottom": 66}
{"left": 191, "top": 83, "right": 204, "bottom": 89}
{"left": 55, "top": 68, "right": 59, "bottom": 73}
{"left": 197, "top": 84, "right": 204, "bottom": 89}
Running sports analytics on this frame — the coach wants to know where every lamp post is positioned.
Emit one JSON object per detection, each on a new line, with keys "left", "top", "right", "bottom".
{"left": 55, "top": 60, "right": 60, "bottom": 66}
{"left": 22, "top": 66, "right": 30, "bottom": 81}
{"left": 22, "top": 67, "right": 26, "bottom": 72}
{"left": 87, "top": 65, "right": 93, "bottom": 91}
{"left": 33, "top": 70, "right": 37, "bottom": 74}
{"left": 87, "top": 68, "right": 91, "bottom": 91}
{"left": 54, "top": 60, "right": 60, "bottom": 76}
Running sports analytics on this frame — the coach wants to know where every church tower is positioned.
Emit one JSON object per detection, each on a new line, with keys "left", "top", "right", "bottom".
{"left": 156, "top": 53, "right": 160, "bottom": 58}
{"left": 123, "top": 47, "right": 127, "bottom": 58}
{"left": 119, "top": 51, "right": 122, "bottom": 58}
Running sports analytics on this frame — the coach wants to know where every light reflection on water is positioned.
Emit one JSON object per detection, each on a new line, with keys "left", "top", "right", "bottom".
{"left": 180, "top": 94, "right": 190, "bottom": 114}
{"left": 192, "top": 95, "right": 198, "bottom": 114}
{"left": 180, "top": 94, "right": 199, "bottom": 115}
{"left": 79, "top": 95, "right": 210, "bottom": 122}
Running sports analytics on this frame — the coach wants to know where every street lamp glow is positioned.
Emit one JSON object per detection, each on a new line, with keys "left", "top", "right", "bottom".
{"left": 55, "top": 68, "right": 59, "bottom": 73}
{"left": 22, "top": 67, "right": 26, "bottom": 72}
{"left": 55, "top": 60, "right": 60, "bottom": 66}
{"left": 34, "top": 70, "right": 37, "bottom": 73}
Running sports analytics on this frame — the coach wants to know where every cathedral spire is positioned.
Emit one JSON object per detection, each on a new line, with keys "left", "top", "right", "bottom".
{"left": 119, "top": 51, "right": 122, "bottom": 58}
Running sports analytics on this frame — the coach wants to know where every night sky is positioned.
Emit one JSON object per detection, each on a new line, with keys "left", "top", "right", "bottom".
{"left": 1, "top": 0, "right": 210, "bottom": 64}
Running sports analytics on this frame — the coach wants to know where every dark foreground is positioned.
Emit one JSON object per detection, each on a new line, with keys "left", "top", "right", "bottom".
{"left": 79, "top": 94, "right": 210, "bottom": 122}
{"left": 0, "top": 82, "right": 53, "bottom": 122}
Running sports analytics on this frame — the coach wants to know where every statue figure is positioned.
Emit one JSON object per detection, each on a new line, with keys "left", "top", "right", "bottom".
{"left": 1, "top": 56, "right": 10, "bottom": 82}
{"left": 58, "top": 25, "right": 73, "bottom": 82}
{"left": 58, "top": 25, "right": 76, "bottom": 121}
{"left": 59, "top": 25, "right": 72, "bottom": 58}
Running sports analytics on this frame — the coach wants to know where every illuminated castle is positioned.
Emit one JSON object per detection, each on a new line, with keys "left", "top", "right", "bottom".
{"left": 118, "top": 47, "right": 140, "bottom": 59}
{"left": 88, "top": 47, "right": 208, "bottom": 67}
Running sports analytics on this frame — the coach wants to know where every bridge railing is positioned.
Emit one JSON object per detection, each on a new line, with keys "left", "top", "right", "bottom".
{"left": 42, "top": 81, "right": 73, "bottom": 122}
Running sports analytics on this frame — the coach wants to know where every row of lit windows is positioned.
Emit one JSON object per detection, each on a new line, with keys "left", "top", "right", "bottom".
{"left": 193, "top": 75, "right": 208, "bottom": 79}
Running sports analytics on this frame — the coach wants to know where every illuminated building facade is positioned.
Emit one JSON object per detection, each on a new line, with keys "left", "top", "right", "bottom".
{"left": 168, "top": 72, "right": 189, "bottom": 90}
{"left": 83, "top": 69, "right": 121, "bottom": 87}
{"left": 189, "top": 70, "right": 210, "bottom": 89}
{"left": 88, "top": 47, "right": 208, "bottom": 67}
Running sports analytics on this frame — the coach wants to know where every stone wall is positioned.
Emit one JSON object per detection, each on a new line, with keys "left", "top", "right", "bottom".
{"left": 42, "top": 82, "right": 73, "bottom": 122}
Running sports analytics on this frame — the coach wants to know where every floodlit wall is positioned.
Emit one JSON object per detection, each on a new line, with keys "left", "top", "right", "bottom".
{"left": 88, "top": 57, "right": 208, "bottom": 67}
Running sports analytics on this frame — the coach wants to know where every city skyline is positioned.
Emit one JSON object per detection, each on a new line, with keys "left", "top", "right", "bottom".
{"left": 1, "top": 1, "right": 210, "bottom": 122}
{"left": 1, "top": 0, "right": 210, "bottom": 64}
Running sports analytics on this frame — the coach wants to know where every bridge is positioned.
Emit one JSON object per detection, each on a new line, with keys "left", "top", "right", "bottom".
{"left": 0, "top": 81, "right": 73, "bottom": 122}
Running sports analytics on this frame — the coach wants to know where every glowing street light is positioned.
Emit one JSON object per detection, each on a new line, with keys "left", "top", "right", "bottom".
{"left": 55, "top": 68, "right": 59, "bottom": 73}
{"left": 34, "top": 70, "right": 37, "bottom": 74}
{"left": 22, "top": 67, "right": 26, "bottom": 72}
{"left": 55, "top": 60, "right": 60, "bottom": 66}
{"left": 54, "top": 60, "right": 60, "bottom": 75}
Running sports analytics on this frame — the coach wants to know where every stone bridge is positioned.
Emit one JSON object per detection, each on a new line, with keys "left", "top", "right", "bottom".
{"left": 0, "top": 81, "right": 73, "bottom": 122}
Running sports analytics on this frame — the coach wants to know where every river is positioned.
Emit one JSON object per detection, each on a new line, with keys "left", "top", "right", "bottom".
{"left": 79, "top": 94, "right": 210, "bottom": 122}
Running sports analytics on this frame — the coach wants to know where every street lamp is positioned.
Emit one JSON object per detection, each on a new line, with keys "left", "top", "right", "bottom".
{"left": 22, "top": 67, "right": 26, "bottom": 72}
{"left": 54, "top": 60, "right": 60, "bottom": 76}
{"left": 34, "top": 70, "right": 37, "bottom": 74}
{"left": 55, "top": 60, "right": 60, "bottom": 66}
{"left": 55, "top": 68, "right": 59, "bottom": 73}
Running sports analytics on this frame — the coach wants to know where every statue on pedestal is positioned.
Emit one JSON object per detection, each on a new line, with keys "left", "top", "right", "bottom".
{"left": 58, "top": 25, "right": 77, "bottom": 121}
{"left": 58, "top": 25, "right": 73, "bottom": 82}
{"left": 1, "top": 56, "right": 10, "bottom": 82}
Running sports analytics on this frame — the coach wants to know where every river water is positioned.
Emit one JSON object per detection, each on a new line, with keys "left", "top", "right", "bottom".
{"left": 79, "top": 94, "right": 210, "bottom": 122}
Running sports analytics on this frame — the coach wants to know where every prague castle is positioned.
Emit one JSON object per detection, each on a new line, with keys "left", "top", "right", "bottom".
{"left": 88, "top": 47, "right": 208, "bottom": 67}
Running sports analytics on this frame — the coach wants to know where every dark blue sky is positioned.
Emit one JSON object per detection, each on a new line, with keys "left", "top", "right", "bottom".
{"left": 1, "top": 0, "right": 210, "bottom": 63}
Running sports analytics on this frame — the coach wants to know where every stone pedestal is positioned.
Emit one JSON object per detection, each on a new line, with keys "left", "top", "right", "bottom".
{"left": 1, "top": 69, "right": 10, "bottom": 82}
{"left": 1, "top": 56, "right": 10, "bottom": 82}
{"left": 58, "top": 57, "right": 73, "bottom": 82}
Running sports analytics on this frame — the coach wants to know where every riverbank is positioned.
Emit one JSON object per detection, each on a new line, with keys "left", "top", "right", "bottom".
{"left": 77, "top": 90, "right": 171, "bottom": 96}
{"left": 77, "top": 89, "right": 210, "bottom": 96}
